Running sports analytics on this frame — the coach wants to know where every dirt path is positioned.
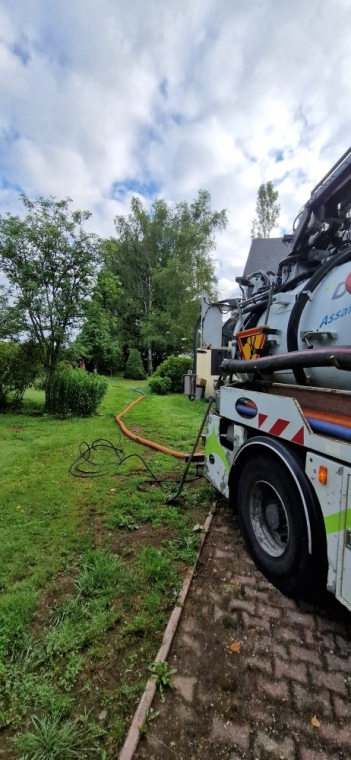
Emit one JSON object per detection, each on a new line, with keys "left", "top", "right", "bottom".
{"left": 134, "top": 500, "right": 351, "bottom": 760}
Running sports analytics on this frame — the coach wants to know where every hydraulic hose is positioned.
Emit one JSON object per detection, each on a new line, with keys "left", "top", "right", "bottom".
{"left": 286, "top": 246, "right": 351, "bottom": 384}
{"left": 220, "top": 347, "right": 351, "bottom": 376}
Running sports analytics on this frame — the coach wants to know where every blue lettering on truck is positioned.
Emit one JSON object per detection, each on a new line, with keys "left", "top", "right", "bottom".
{"left": 319, "top": 305, "right": 351, "bottom": 327}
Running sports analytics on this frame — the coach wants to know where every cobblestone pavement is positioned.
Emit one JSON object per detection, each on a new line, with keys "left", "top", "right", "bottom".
{"left": 134, "top": 500, "right": 351, "bottom": 760}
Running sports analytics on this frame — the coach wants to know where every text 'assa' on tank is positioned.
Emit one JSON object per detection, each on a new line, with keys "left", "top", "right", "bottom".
{"left": 319, "top": 304, "right": 351, "bottom": 328}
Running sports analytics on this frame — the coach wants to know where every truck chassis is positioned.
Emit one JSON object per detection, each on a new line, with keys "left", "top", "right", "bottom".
{"left": 204, "top": 382, "right": 351, "bottom": 611}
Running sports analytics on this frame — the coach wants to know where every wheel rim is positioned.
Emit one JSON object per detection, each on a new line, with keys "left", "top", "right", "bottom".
{"left": 248, "top": 479, "right": 289, "bottom": 558}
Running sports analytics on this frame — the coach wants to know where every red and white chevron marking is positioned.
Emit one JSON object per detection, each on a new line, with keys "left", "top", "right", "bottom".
{"left": 257, "top": 412, "right": 305, "bottom": 445}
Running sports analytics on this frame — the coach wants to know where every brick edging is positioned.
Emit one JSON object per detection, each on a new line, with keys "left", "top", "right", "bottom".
{"left": 118, "top": 506, "right": 216, "bottom": 760}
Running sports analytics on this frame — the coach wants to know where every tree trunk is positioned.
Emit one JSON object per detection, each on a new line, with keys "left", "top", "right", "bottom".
{"left": 147, "top": 344, "right": 153, "bottom": 375}
{"left": 44, "top": 367, "right": 55, "bottom": 412}
{"left": 146, "top": 273, "right": 153, "bottom": 374}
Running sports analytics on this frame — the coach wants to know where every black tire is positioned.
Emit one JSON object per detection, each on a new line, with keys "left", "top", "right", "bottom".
{"left": 237, "top": 454, "right": 309, "bottom": 595}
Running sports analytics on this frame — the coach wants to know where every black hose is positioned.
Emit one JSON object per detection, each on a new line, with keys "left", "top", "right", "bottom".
{"left": 220, "top": 348, "right": 351, "bottom": 376}
{"left": 286, "top": 247, "right": 351, "bottom": 384}
{"left": 241, "top": 300, "right": 268, "bottom": 315}
{"left": 278, "top": 271, "right": 316, "bottom": 293}
{"left": 277, "top": 253, "right": 303, "bottom": 272}
{"left": 244, "top": 310, "right": 265, "bottom": 329}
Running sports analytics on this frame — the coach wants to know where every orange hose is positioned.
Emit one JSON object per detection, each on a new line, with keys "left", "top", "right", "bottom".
{"left": 303, "top": 407, "right": 351, "bottom": 430}
{"left": 118, "top": 397, "right": 351, "bottom": 455}
{"left": 115, "top": 395, "right": 187, "bottom": 459}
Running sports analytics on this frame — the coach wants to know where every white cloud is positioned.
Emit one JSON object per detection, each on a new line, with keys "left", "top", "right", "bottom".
{"left": 0, "top": 0, "right": 351, "bottom": 296}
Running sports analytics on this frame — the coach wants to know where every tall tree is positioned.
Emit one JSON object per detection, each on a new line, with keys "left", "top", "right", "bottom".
{"left": 0, "top": 195, "right": 100, "bottom": 408}
{"left": 75, "top": 266, "right": 124, "bottom": 374}
{"left": 109, "top": 190, "right": 227, "bottom": 373}
{"left": 251, "top": 181, "right": 280, "bottom": 238}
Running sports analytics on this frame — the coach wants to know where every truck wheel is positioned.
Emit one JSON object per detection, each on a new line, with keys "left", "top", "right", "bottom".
{"left": 237, "top": 454, "right": 309, "bottom": 595}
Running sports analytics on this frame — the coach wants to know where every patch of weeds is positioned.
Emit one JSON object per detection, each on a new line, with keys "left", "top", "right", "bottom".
{"left": 230, "top": 580, "right": 245, "bottom": 599}
{"left": 115, "top": 682, "right": 144, "bottom": 717}
{"left": 85, "top": 598, "right": 119, "bottom": 638}
{"left": 46, "top": 596, "right": 119, "bottom": 658}
{"left": 75, "top": 549, "right": 123, "bottom": 598}
{"left": 50, "top": 596, "right": 85, "bottom": 628}
{"left": 152, "top": 506, "right": 187, "bottom": 531}
{"left": 143, "top": 589, "right": 163, "bottom": 615}
{"left": 87, "top": 642, "right": 113, "bottom": 662}
{"left": 30, "top": 684, "right": 72, "bottom": 719}
{"left": 13, "top": 710, "right": 104, "bottom": 760}
{"left": 168, "top": 532, "right": 200, "bottom": 564}
{"left": 148, "top": 661, "right": 176, "bottom": 703}
{"left": 138, "top": 547, "right": 178, "bottom": 591}
{"left": 1, "top": 661, "right": 72, "bottom": 728}
{"left": 58, "top": 652, "right": 84, "bottom": 691}
{"left": 122, "top": 612, "right": 150, "bottom": 638}
{"left": 106, "top": 500, "right": 158, "bottom": 531}
{"left": 119, "top": 568, "right": 139, "bottom": 600}
{"left": 45, "top": 614, "right": 88, "bottom": 657}
{"left": 112, "top": 716, "right": 125, "bottom": 747}
{"left": 140, "top": 708, "right": 160, "bottom": 737}
{"left": 136, "top": 503, "right": 160, "bottom": 522}
{"left": 105, "top": 511, "right": 139, "bottom": 531}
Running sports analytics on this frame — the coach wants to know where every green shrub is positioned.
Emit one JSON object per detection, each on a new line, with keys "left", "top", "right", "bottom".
{"left": 0, "top": 342, "right": 40, "bottom": 409}
{"left": 124, "top": 349, "right": 146, "bottom": 380}
{"left": 153, "top": 355, "right": 192, "bottom": 393}
{"left": 47, "top": 368, "right": 108, "bottom": 417}
{"left": 148, "top": 376, "right": 172, "bottom": 395}
{"left": 32, "top": 373, "right": 46, "bottom": 391}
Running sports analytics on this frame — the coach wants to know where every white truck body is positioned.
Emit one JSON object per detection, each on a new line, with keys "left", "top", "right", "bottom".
{"left": 192, "top": 147, "right": 351, "bottom": 609}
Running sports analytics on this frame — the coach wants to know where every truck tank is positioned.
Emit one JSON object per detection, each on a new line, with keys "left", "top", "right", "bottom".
{"left": 221, "top": 147, "right": 351, "bottom": 391}
{"left": 233, "top": 256, "right": 351, "bottom": 390}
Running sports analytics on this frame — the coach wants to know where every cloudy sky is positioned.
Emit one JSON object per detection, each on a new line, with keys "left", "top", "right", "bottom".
{"left": 0, "top": 0, "right": 350, "bottom": 296}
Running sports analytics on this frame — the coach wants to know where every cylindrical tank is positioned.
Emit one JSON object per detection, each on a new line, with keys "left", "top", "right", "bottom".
{"left": 241, "top": 260, "right": 351, "bottom": 390}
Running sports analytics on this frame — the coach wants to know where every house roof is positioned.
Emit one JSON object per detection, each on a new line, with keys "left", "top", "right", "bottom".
{"left": 243, "top": 237, "right": 291, "bottom": 277}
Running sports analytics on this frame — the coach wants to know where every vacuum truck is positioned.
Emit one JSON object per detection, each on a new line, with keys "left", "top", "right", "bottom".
{"left": 189, "top": 146, "right": 351, "bottom": 609}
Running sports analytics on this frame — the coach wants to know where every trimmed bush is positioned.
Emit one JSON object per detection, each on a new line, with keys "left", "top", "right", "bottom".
{"left": 148, "top": 376, "right": 172, "bottom": 395}
{"left": 47, "top": 367, "right": 108, "bottom": 417}
{"left": 153, "top": 355, "right": 192, "bottom": 393}
{"left": 0, "top": 342, "right": 40, "bottom": 409}
{"left": 124, "top": 349, "right": 146, "bottom": 380}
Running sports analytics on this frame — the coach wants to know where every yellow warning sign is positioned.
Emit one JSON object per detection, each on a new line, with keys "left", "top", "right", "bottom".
{"left": 237, "top": 327, "right": 268, "bottom": 360}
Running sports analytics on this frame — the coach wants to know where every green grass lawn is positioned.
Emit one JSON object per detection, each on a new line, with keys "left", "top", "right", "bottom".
{"left": 0, "top": 378, "right": 214, "bottom": 758}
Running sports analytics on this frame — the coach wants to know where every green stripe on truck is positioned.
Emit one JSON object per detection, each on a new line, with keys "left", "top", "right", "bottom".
{"left": 324, "top": 508, "right": 351, "bottom": 534}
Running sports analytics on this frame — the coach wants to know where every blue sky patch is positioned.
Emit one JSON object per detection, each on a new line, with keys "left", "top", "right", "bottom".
{"left": 1, "top": 179, "right": 23, "bottom": 193}
{"left": 110, "top": 179, "right": 160, "bottom": 200}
